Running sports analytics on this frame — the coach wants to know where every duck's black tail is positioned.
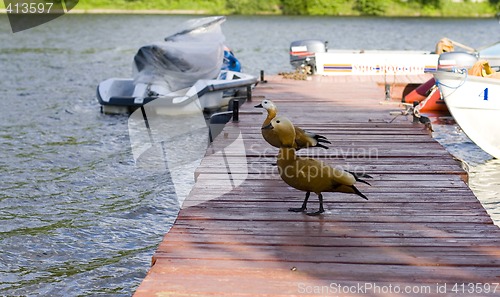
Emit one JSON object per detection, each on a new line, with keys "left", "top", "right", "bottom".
{"left": 313, "top": 134, "right": 331, "bottom": 149}
{"left": 351, "top": 185, "right": 369, "bottom": 200}
{"left": 315, "top": 134, "right": 331, "bottom": 144}
{"left": 315, "top": 142, "right": 329, "bottom": 149}
{"left": 347, "top": 171, "right": 373, "bottom": 186}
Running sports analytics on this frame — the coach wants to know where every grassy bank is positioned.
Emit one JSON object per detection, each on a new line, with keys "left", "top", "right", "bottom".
{"left": 1, "top": 0, "right": 498, "bottom": 17}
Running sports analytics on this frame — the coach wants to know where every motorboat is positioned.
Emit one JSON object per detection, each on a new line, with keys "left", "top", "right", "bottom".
{"left": 289, "top": 39, "right": 439, "bottom": 76}
{"left": 288, "top": 38, "right": 500, "bottom": 77}
{"left": 96, "top": 16, "right": 257, "bottom": 115}
{"left": 433, "top": 70, "right": 500, "bottom": 159}
{"left": 97, "top": 69, "right": 256, "bottom": 115}
{"left": 406, "top": 49, "right": 500, "bottom": 115}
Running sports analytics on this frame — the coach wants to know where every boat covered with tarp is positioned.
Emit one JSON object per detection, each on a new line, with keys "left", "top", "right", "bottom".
{"left": 97, "top": 16, "right": 257, "bottom": 115}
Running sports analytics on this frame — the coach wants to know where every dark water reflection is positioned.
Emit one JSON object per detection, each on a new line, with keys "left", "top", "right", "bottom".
{"left": 0, "top": 14, "right": 499, "bottom": 296}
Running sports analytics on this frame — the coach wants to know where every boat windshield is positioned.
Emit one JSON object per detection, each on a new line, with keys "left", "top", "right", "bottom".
{"left": 478, "top": 41, "right": 500, "bottom": 56}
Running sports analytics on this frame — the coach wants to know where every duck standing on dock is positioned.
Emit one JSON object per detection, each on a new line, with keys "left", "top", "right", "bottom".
{"left": 255, "top": 99, "right": 331, "bottom": 150}
{"left": 263, "top": 117, "right": 371, "bottom": 216}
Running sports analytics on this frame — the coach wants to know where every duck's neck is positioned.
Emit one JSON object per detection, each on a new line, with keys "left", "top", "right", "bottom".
{"left": 278, "top": 147, "right": 296, "bottom": 163}
{"left": 263, "top": 107, "right": 277, "bottom": 126}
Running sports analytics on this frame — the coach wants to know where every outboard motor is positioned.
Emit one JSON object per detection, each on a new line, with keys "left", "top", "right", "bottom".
{"left": 438, "top": 52, "right": 478, "bottom": 72}
{"left": 290, "top": 40, "right": 326, "bottom": 74}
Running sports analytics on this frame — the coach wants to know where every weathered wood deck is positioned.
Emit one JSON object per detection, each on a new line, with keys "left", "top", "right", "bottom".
{"left": 134, "top": 74, "right": 500, "bottom": 297}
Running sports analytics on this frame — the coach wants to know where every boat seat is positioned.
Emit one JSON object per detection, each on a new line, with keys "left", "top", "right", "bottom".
{"left": 132, "top": 83, "right": 148, "bottom": 98}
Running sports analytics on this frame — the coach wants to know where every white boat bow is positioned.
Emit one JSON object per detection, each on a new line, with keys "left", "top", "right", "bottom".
{"left": 434, "top": 71, "right": 500, "bottom": 158}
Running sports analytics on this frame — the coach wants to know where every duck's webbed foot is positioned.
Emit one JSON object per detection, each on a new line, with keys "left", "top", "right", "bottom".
{"left": 306, "top": 194, "right": 325, "bottom": 216}
{"left": 288, "top": 191, "right": 310, "bottom": 213}
{"left": 306, "top": 209, "right": 324, "bottom": 216}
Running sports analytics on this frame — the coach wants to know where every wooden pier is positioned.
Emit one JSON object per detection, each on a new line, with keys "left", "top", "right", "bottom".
{"left": 134, "top": 75, "right": 500, "bottom": 296}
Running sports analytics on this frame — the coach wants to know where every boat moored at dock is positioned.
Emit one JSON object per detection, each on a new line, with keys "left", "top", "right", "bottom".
{"left": 289, "top": 37, "right": 500, "bottom": 77}
{"left": 96, "top": 16, "right": 257, "bottom": 115}
{"left": 97, "top": 69, "right": 257, "bottom": 115}
{"left": 289, "top": 39, "right": 439, "bottom": 76}
{"left": 434, "top": 70, "right": 500, "bottom": 159}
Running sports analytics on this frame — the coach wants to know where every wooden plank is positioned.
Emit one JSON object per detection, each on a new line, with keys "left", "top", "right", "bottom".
{"left": 154, "top": 244, "right": 500, "bottom": 265}
{"left": 178, "top": 203, "right": 487, "bottom": 213}
{"left": 171, "top": 221, "right": 500, "bottom": 238}
{"left": 175, "top": 210, "right": 493, "bottom": 224}
{"left": 135, "top": 259, "right": 500, "bottom": 297}
{"left": 149, "top": 258, "right": 500, "bottom": 283}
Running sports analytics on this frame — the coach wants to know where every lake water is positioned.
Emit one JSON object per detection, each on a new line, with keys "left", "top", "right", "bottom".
{"left": 0, "top": 14, "right": 499, "bottom": 296}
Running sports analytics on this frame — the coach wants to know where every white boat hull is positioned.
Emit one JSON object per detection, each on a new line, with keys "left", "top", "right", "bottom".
{"left": 434, "top": 71, "right": 500, "bottom": 158}
{"left": 97, "top": 70, "right": 257, "bottom": 115}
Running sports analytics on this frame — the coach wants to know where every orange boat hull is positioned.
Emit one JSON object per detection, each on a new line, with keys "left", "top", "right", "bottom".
{"left": 403, "top": 78, "right": 449, "bottom": 114}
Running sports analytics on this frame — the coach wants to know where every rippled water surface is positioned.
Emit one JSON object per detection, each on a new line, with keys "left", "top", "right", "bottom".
{"left": 0, "top": 14, "right": 499, "bottom": 296}
{"left": 432, "top": 119, "right": 500, "bottom": 226}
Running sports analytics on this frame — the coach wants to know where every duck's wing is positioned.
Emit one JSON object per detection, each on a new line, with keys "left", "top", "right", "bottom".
{"left": 329, "top": 168, "right": 369, "bottom": 200}
{"left": 326, "top": 164, "right": 357, "bottom": 186}
{"left": 293, "top": 157, "right": 369, "bottom": 201}
{"left": 294, "top": 126, "right": 331, "bottom": 149}
{"left": 297, "top": 157, "right": 356, "bottom": 186}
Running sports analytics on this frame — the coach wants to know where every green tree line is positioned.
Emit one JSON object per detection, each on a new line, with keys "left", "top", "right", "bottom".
{"left": 72, "top": 0, "right": 500, "bottom": 17}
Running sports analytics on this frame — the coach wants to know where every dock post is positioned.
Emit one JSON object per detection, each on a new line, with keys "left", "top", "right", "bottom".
{"left": 260, "top": 70, "right": 267, "bottom": 83}
{"left": 232, "top": 99, "right": 239, "bottom": 123}
{"left": 385, "top": 84, "right": 391, "bottom": 100}
{"left": 246, "top": 85, "right": 252, "bottom": 102}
